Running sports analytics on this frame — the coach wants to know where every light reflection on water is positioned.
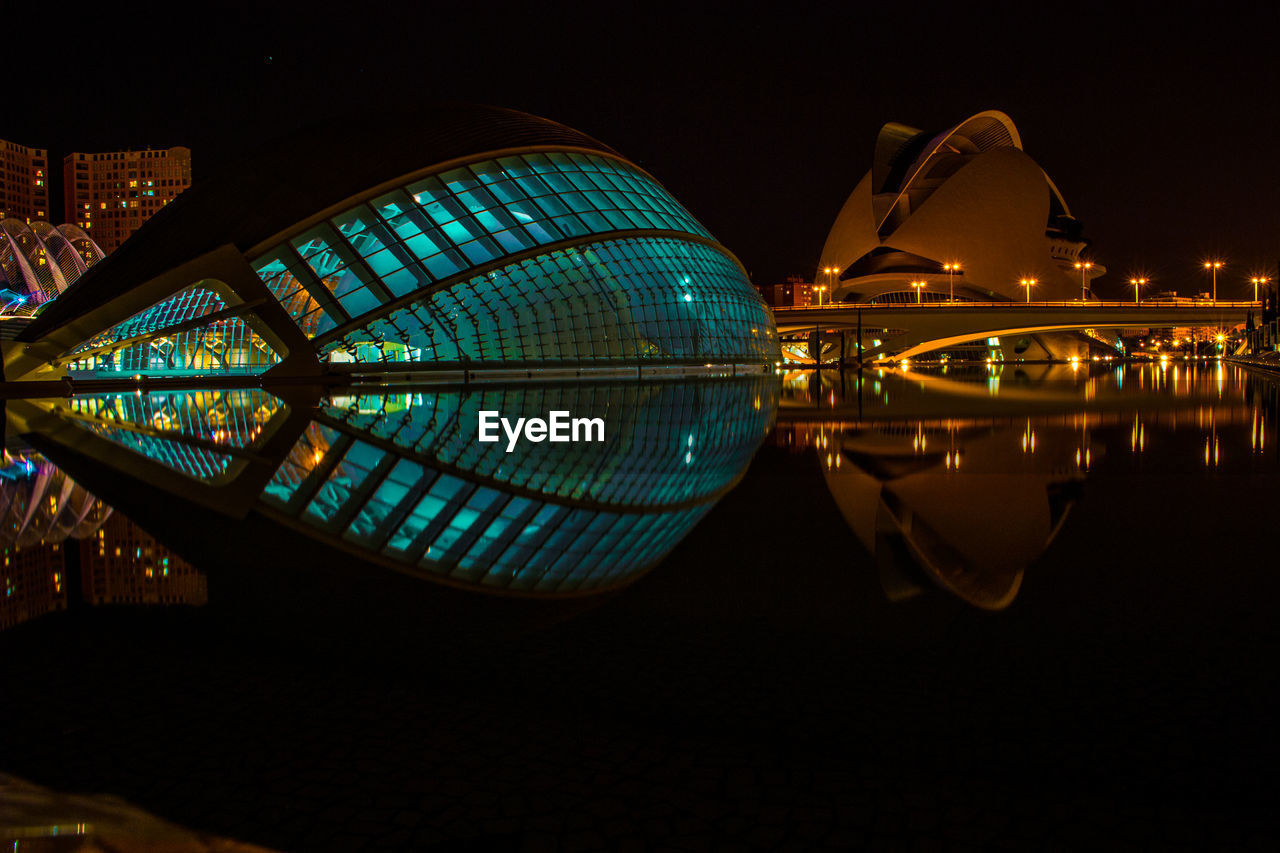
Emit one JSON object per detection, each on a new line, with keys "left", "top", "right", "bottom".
{"left": 0, "top": 450, "right": 205, "bottom": 632}
{"left": 3, "top": 365, "right": 1278, "bottom": 849}
{"left": 4, "top": 362, "right": 1279, "bottom": 625}
{"left": 2, "top": 375, "right": 780, "bottom": 617}
{"left": 774, "top": 361, "right": 1280, "bottom": 610}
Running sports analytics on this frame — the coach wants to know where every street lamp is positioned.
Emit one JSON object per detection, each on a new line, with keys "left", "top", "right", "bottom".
{"left": 909, "top": 280, "right": 927, "bottom": 303}
{"left": 1251, "top": 276, "right": 1269, "bottom": 303}
{"left": 943, "top": 262, "right": 961, "bottom": 302}
{"left": 1074, "top": 260, "right": 1093, "bottom": 300}
{"left": 1203, "top": 260, "right": 1223, "bottom": 304}
{"left": 815, "top": 284, "right": 827, "bottom": 306}
{"left": 1129, "top": 277, "right": 1147, "bottom": 305}
{"left": 1019, "top": 277, "right": 1037, "bottom": 303}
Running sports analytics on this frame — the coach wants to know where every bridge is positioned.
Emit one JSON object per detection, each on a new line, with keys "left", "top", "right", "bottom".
{"left": 772, "top": 300, "right": 1256, "bottom": 362}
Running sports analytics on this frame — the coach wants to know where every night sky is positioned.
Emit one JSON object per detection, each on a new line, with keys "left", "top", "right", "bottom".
{"left": 8, "top": 2, "right": 1279, "bottom": 296}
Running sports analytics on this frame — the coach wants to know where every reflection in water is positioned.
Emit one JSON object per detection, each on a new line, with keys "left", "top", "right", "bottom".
{"left": 0, "top": 773, "right": 272, "bottom": 851}
{"left": 81, "top": 511, "right": 206, "bottom": 607}
{"left": 0, "top": 450, "right": 205, "bottom": 632}
{"left": 7, "top": 376, "right": 780, "bottom": 597}
{"left": 6, "top": 362, "right": 1276, "bottom": 614}
{"left": 779, "top": 361, "right": 1280, "bottom": 610}
{"left": 61, "top": 388, "right": 286, "bottom": 483}
{"left": 260, "top": 380, "right": 776, "bottom": 593}
{"left": 0, "top": 452, "right": 110, "bottom": 547}
{"left": 816, "top": 421, "right": 1082, "bottom": 610}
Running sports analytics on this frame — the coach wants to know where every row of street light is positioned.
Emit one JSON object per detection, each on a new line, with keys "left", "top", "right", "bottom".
{"left": 1128, "top": 277, "right": 1147, "bottom": 303}
{"left": 817, "top": 258, "right": 1267, "bottom": 306}
{"left": 909, "top": 266, "right": 966, "bottom": 303}
{"left": 1136, "top": 261, "right": 1265, "bottom": 306}
{"left": 1127, "top": 264, "right": 1266, "bottom": 305}
{"left": 1250, "top": 275, "right": 1270, "bottom": 302}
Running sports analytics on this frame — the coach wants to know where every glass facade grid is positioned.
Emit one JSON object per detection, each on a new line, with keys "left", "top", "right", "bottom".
{"left": 72, "top": 421, "right": 232, "bottom": 481}
{"left": 246, "top": 424, "right": 755, "bottom": 591}
{"left": 245, "top": 150, "right": 777, "bottom": 370}
{"left": 262, "top": 422, "right": 341, "bottom": 507}
{"left": 59, "top": 390, "right": 285, "bottom": 483}
{"left": 24, "top": 380, "right": 752, "bottom": 595}
{"left": 331, "top": 237, "right": 775, "bottom": 365}
{"left": 250, "top": 377, "right": 776, "bottom": 593}
{"left": 63, "top": 284, "right": 281, "bottom": 376}
{"left": 252, "top": 251, "right": 347, "bottom": 339}
{"left": 304, "top": 440, "right": 385, "bottom": 525}
{"left": 65, "top": 390, "right": 281, "bottom": 447}
{"left": 341, "top": 457, "right": 426, "bottom": 547}
{"left": 322, "top": 377, "right": 777, "bottom": 509}
{"left": 71, "top": 285, "right": 226, "bottom": 354}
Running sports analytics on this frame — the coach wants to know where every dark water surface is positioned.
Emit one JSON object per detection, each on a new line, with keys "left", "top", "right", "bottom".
{"left": 2, "top": 362, "right": 1278, "bottom": 849}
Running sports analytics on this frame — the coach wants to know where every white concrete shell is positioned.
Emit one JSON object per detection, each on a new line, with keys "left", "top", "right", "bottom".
{"left": 818, "top": 111, "right": 1102, "bottom": 305}
{"left": 0, "top": 219, "right": 105, "bottom": 313}
{"left": 0, "top": 456, "right": 112, "bottom": 548}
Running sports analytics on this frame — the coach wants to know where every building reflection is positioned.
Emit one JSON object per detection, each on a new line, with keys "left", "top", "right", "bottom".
{"left": 813, "top": 421, "right": 1083, "bottom": 610}
{"left": 81, "top": 511, "right": 206, "bottom": 607}
{"left": 0, "top": 451, "right": 109, "bottom": 546}
{"left": 0, "top": 451, "right": 204, "bottom": 632}
{"left": 6, "top": 375, "right": 781, "bottom": 597}
{"left": 7, "top": 360, "right": 1275, "bottom": 613}
{"left": 777, "top": 361, "right": 1280, "bottom": 610}
{"left": 0, "top": 540, "right": 68, "bottom": 631}
{"left": 0, "top": 772, "right": 269, "bottom": 852}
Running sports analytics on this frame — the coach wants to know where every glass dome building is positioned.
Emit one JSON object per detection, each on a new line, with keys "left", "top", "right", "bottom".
{"left": 3, "top": 105, "right": 778, "bottom": 382}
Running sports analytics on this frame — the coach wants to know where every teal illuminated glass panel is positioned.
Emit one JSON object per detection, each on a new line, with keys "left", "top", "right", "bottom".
{"left": 262, "top": 422, "right": 343, "bottom": 507}
{"left": 68, "top": 285, "right": 226, "bottom": 354}
{"left": 258, "top": 377, "right": 776, "bottom": 594}
{"left": 384, "top": 472, "right": 472, "bottom": 558}
{"left": 329, "top": 236, "right": 777, "bottom": 366}
{"left": 252, "top": 255, "right": 343, "bottom": 338}
{"left": 426, "top": 485, "right": 507, "bottom": 566}
{"left": 291, "top": 224, "right": 384, "bottom": 319}
{"left": 304, "top": 441, "right": 388, "bottom": 524}
{"left": 320, "top": 376, "right": 779, "bottom": 509}
{"left": 59, "top": 390, "right": 284, "bottom": 483}
{"left": 64, "top": 390, "right": 281, "bottom": 448}
{"left": 76, "top": 423, "right": 235, "bottom": 481}
{"left": 249, "top": 151, "right": 722, "bottom": 342}
{"left": 343, "top": 458, "right": 426, "bottom": 547}
{"left": 61, "top": 283, "right": 281, "bottom": 377}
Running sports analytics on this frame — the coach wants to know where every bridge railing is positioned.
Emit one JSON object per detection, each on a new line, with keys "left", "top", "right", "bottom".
{"left": 772, "top": 300, "right": 1259, "bottom": 311}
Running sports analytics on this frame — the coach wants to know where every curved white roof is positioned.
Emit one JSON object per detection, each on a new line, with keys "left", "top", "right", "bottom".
{"left": 0, "top": 219, "right": 105, "bottom": 313}
{"left": 0, "top": 454, "right": 112, "bottom": 548}
{"left": 876, "top": 110, "right": 1024, "bottom": 231}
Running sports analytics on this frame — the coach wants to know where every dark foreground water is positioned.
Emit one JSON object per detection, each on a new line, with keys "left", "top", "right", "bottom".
{"left": 2, "top": 361, "right": 1279, "bottom": 849}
